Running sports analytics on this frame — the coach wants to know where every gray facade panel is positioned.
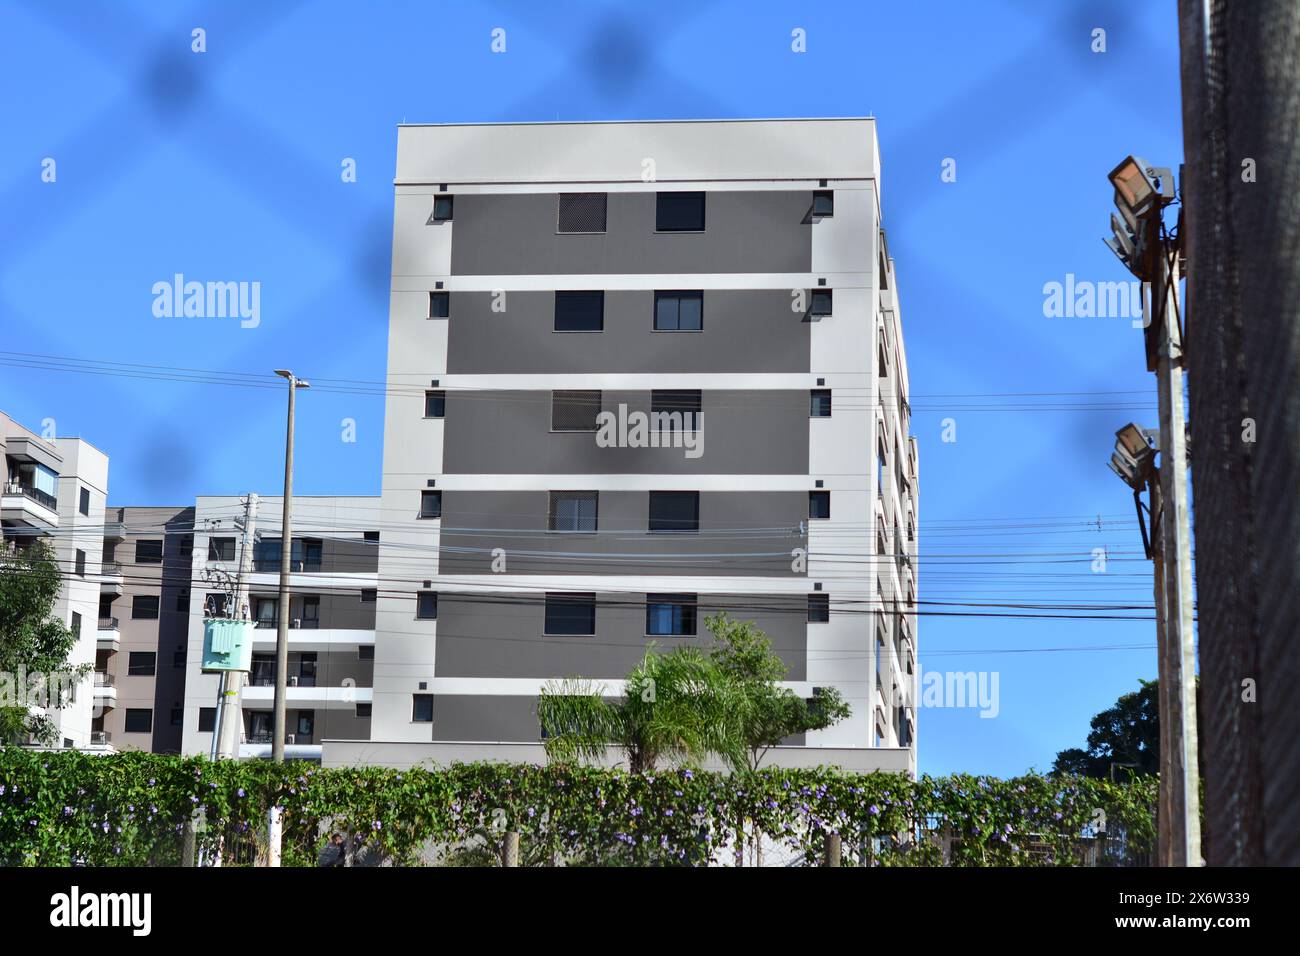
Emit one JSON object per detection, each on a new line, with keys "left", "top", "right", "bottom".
{"left": 442, "top": 390, "right": 809, "bottom": 475}
{"left": 431, "top": 695, "right": 541, "bottom": 742}
{"left": 439, "top": 490, "right": 808, "bottom": 576}
{"left": 434, "top": 591, "right": 808, "bottom": 681}
{"left": 449, "top": 191, "right": 814, "bottom": 276}
{"left": 445, "top": 290, "right": 810, "bottom": 374}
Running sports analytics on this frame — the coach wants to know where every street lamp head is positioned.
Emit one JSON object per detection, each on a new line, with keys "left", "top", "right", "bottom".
{"left": 1108, "top": 451, "right": 1141, "bottom": 489}
{"left": 274, "top": 369, "right": 293, "bottom": 380}
{"left": 1108, "top": 155, "right": 1176, "bottom": 219}
{"left": 1115, "top": 422, "right": 1155, "bottom": 467}
{"left": 274, "top": 369, "right": 310, "bottom": 388}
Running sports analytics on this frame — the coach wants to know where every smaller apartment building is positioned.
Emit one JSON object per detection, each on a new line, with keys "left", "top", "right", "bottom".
{"left": 94, "top": 506, "right": 194, "bottom": 753}
{"left": 180, "top": 496, "right": 381, "bottom": 760}
{"left": 1, "top": 411, "right": 109, "bottom": 749}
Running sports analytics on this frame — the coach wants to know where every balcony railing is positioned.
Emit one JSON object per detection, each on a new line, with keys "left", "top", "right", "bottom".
{"left": 97, "top": 617, "right": 119, "bottom": 631}
{"left": 3, "top": 481, "right": 57, "bottom": 510}
{"left": 90, "top": 731, "right": 111, "bottom": 745}
{"left": 93, "top": 671, "right": 114, "bottom": 688}
{"left": 100, "top": 561, "right": 123, "bottom": 576}
{"left": 253, "top": 559, "right": 323, "bottom": 574}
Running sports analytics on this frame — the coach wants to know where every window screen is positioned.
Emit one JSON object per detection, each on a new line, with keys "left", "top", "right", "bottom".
{"left": 557, "top": 193, "right": 607, "bottom": 233}
{"left": 551, "top": 390, "right": 602, "bottom": 431}
{"left": 549, "top": 492, "right": 598, "bottom": 532}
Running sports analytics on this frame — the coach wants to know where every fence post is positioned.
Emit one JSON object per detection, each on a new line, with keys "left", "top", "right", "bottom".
{"left": 182, "top": 818, "right": 196, "bottom": 867}
{"left": 501, "top": 830, "right": 520, "bottom": 867}
{"left": 267, "top": 806, "right": 283, "bottom": 867}
{"left": 824, "top": 832, "right": 842, "bottom": 867}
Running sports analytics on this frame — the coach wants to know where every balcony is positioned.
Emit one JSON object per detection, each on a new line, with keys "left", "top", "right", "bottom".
{"left": 1, "top": 481, "right": 59, "bottom": 530}
{"left": 92, "top": 671, "right": 116, "bottom": 706}
{"left": 98, "top": 561, "right": 125, "bottom": 595}
{"left": 240, "top": 684, "right": 373, "bottom": 710}
{"left": 96, "top": 617, "right": 120, "bottom": 651}
{"left": 250, "top": 626, "right": 376, "bottom": 654}
{"left": 89, "top": 730, "right": 113, "bottom": 748}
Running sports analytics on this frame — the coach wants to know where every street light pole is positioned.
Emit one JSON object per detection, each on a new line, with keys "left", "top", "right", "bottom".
{"left": 273, "top": 370, "right": 308, "bottom": 763}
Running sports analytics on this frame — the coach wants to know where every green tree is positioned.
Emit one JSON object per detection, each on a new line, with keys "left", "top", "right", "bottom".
{"left": 1052, "top": 679, "right": 1160, "bottom": 779}
{"left": 0, "top": 540, "right": 88, "bottom": 745}
{"left": 706, "top": 613, "right": 850, "bottom": 772}
{"left": 538, "top": 644, "right": 744, "bottom": 773}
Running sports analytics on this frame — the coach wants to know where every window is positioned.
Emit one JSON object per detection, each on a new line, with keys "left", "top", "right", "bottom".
{"left": 364, "top": 530, "right": 380, "bottom": 543}
{"left": 356, "top": 702, "right": 373, "bottom": 719}
{"left": 424, "top": 390, "right": 445, "bottom": 418}
{"left": 198, "top": 708, "right": 216, "bottom": 733}
{"left": 358, "top": 645, "right": 375, "bottom": 661}
{"left": 179, "top": 535, "right": 193, "bottom": 559}
{"left": 177, "top": 591, "right": 190, "bottom": 614}
{"left": 124, "top": 709, "right": 153, "bottom": 734}
{"left": 809, "top": 491, "right": 831, "bottom": 520}
{"left": 656, "top": 191, "right": 705, "bottom": 231}
{"left": 208, "top": 537, "right": 236, "bottom": 561}
{"left": 646, "top": 594, "right": 697, "bottom": 636}
{"left": 810, "top": 389, "right": 832, "bottom": 417}
{"left": 544, "top": 593, "right": 596, "bottom": 636}
{"left": 170, "top": 707, "right": 184, "bottom": 727}
{"left": 136, "top": 539, "right": 163, "bottom": 564}
{"left": 877, "top": 439, "right": 887, "bottom": 495}
{"left": 654, "top": 291, "right": 703, "bottom": 331}
{"left": 75, "top": 549, "right": 86, "bottom": 576}
{"left": 808, "top": 593, "right": 830, "bottom": 623}
{"left": 878, "top": 338, "right": 889, "bottom": 380}
{"left": 79, "top": 487, "right": 90, "bottom": 516}
{"left": 428, "top": 291, "right": 450, "bottom": 318}
{"left": 173, "top": 648, "right": 186, "bottom": 668}
{"left": 907, "top": 516, "right": 914, "bottom": 542}
{"left": 71, "top": 611, "right": 82, "bottom": 638}
{"left": 255, "top": 597, "right": 278, "bottom": 627}
{"left": 649, "top": 491, "right": 699, "bottom": 532}
{"left": 416, "top": 591, "right": 438, "bottom": 620}
{"left": 554, "top": 291, "right": 604, "bottom": 331}
{"left": 132, "top": 595, "right": 160, "bottom": 620}
{"left": 205, "top": 593, "right": 229, "bottom": 617}
{"left": 551, "top": 390, "right": 602, "bottom": 431}
{"left": 557, "top": 193, "right": 607, "bottom": 233}
{"left": 810, "top": 290, "right": 833, "bottom": 316}
{"left": 549, "top": 491, "right": 598, "bottom": 533}
{"left": 431, "top": 194, "right": 453, "bottom": 222}
{"left": 128, "top": 652, "right": 156, "bottom": 677}
{"left": 302, "top": 595, "right": 320, "bottom": 627}
{"left": 812, "top": 190, "right": 834, "bottom": 218}
{"left": 420, "top": 490, "right": 442, "bottom": 519}
{"left": 360, "top": 588, "right": 377, "bottom": 603}
{"left": 651, "top": 390, "right": 702, "bottom": 432}
{"left": 412, "top": 695, "right": 434, "bottom": 722}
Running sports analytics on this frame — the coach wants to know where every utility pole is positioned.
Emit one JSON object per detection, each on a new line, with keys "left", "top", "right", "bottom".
{"left": 216, "top": 493, "right": 258, "bottom": 759}
{"left": 1104, "top": 158, "right": 1200, "bottom": 866}
{"left": 272, "top": 370, "right": 309, "bottom": 763}
{"left": 1152, "top": 249, "right": 1201, "bottom": 865}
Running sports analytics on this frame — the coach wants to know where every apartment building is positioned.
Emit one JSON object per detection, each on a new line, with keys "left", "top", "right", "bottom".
{"left": 94, "top": 505, "right": 195, "bottom": 753}
{"left": 180, "top": 496, "right": 380, "bottom": 760}
{"left": 1, "top": 411, "right": 110, "bottom": 749}
{"left": 341, "top": 118, "right": 919, "bottom": 771}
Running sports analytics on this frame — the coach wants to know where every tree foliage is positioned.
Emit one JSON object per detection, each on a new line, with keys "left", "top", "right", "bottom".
{"left": 0, "top": 541, "right": 87, "bottom": 745}
{"left": 1052, "top": 679, "right": 1160, "bottom": 779}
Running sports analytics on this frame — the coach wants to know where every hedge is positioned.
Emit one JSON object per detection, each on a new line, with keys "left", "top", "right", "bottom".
{"left": 0, "top": 749, "right": 1156, "bottom": 866}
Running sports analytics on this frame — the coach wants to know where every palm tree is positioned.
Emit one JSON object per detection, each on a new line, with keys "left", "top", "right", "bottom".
{"left": 538, "top": 645, "right": 745, "bottom": 773}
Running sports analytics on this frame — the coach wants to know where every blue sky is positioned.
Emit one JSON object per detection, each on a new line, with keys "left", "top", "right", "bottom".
{"left": 0, "top": 0, "right": 1184, "bottom": 777}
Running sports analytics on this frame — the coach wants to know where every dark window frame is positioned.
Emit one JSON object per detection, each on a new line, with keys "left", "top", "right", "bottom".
{"left": 811, "top": 389, "right": 833, "bottom": 417}
{"left": 124, "top": 708, "right": 153, "bottom": 734}
{"left": 554, "top": 290, "right": 605, "bottom": 332}
{"left": 655, "top": 192, "right": 706, "bottom": 232}
{"left": 557, "top": 192, "right": 608, "bottom": 234}
{"left": 548, "top": 491, "right": 599, "bottom": 533}
{"left": 653, "top": 290, "right": 704, "bottom": 332}
{"left": 808, "top": 593, "right": 831, "bottom": 623}
{"left": 648, "top": 491, "right": 700, "bottom": 533}
{"left": 428, "top": 291, "right": 450, "bottom": 318}
{"left": 416, "top": 591, "right": 438, "bottom": 620}
{"left": 812, "top": 190, "right": 835, "bottom": 218}
{"left": 431, "top": 194, "right": 453, "bottom": 223}
{"left": 208, "top": 537, "right": 236, "bottom": 561}
{"left": 419, "top": 490, "right": 442, "bottom": 520}
{"left": 424, "top": 390, "right": 446, "bottom": 418}
{"left": 127, "top": 651, "right": 157, "bottom": 677}
{"left": 135, "top": 539, "right": 163, "bottom": 564}
{"left": 550, "top": 390, "right": 603, "bottom": 432}
{"left": 79, "top": 486, "right": 90, "bottom": 516}
{"left": 544, "top": 592, "right": 597, "bottom": 637}
{"left": 645, "top": 593, "right": 698, "bottom": 637}
{"left": 131, "top": 594, "right": 161, "bottom": 620}
{"left": 412, "top": 694, "right": 434, "bottom": 722}
{"left": 810, "top": 289, "right": 834, "bottom": 316}
{"left": 809, "top": 491, "right": 831, "bottom": 520}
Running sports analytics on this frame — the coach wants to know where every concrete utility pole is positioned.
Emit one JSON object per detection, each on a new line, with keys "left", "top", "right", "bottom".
{"left": 1151, "top": 251, "right": 1201, "bottom": 866}
{"left": 1104, "top": 158, "right": 1200, "bottom": 865}
{"left": 216, "top": 493, "right": 258, "bottom": 759}
{"left": 273, "top": 370, "right": 309, "bottom": 763}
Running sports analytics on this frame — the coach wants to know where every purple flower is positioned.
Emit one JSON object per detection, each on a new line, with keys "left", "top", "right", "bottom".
{"left": 372, "top": 820, "right": 382, "bottom": 831}
{"left": 237, "top": 788, "right": 246, "bottom": 798}
{"left": 63, "top": 806, "right": 73, "bottom": 816}
{"left": 869, "top": 805, "right": 881, "bottom": 816}
{"left": 189, "top": 795, "right": 199, "bottom": 804}
{"left": 682, "top": 770, "right": 693, "bottom": 780}
{"left": 664, "top": 809, "right": 674, "bottom": 816}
